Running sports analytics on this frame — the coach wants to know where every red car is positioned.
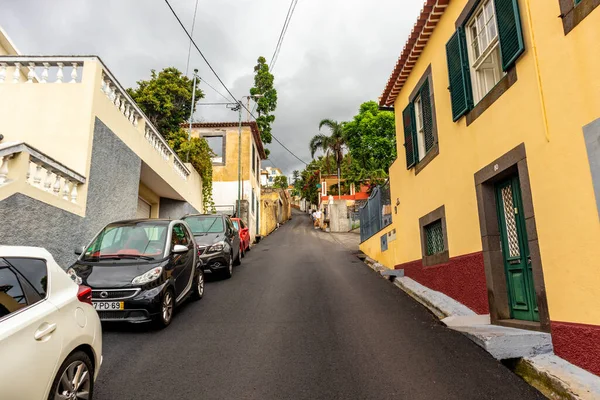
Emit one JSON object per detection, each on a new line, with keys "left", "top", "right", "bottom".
{"left": 231, "top": 218, "right": 250, "bottom": 257}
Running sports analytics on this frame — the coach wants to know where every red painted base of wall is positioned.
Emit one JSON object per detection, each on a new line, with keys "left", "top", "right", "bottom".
{"left": 552, "top": 321, "right": 600, "bottom": 376}
{"left": 395, "top": 252, "right": 489, "bottom": 315}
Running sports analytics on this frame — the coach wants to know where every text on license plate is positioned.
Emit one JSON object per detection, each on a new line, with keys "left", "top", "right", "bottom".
{"left": 93, "top": 301, "right": 124, "bottom": 310}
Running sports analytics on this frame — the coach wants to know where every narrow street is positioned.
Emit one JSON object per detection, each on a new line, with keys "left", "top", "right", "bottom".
{"left": 94, "top": 210, "right": 543, "bottom": 400}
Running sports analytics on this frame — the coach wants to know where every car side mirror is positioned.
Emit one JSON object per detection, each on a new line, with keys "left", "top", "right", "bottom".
{"left": 172, "top": 244, "right": 188, "bottom": 254}
{"left": 74, "top": 246, "right": 85, "bottom": 255}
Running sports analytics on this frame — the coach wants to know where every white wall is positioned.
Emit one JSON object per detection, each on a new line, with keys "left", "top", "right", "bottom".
{"left": 212, "top": 179, "right": 260, "bottom": 242}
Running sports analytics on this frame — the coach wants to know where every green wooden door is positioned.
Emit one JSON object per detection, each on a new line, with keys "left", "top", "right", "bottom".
{"left": 496, "top": 177, "right": 538, "bottom": 322}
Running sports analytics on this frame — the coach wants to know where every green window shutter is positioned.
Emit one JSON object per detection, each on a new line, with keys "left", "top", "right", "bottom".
{"left": 402, "top": 103, "right": 417, "bottom": 169}
{"left": 419, "top": 79, "right": 435, "bottom": 152}
{"left": 495, "top": 0, "right": 525, "bottom": 71}
{"left": 446, "top": 28, "right": 472, "bottom": 122}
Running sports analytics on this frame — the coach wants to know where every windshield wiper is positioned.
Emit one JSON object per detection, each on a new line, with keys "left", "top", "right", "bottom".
{"left": 98, "top": 254, "right": 155, "bottom": 261}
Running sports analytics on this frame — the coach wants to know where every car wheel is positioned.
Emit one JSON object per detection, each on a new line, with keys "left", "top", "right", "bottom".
{"left": 48, "top": 350, "right": 94, "bottom": 400}
{"left": 222, "top": 253, "right": 233, "bottom": 279}
{"left": 192, "top": 270, "right": 204, "bottom": 300}
{"left": 155, "top": 288, "right": 174, "bottom": 328}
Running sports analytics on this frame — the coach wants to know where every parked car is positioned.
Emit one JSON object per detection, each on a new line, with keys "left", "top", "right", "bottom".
{"left": 0, "top": 246, "right": 102, "bottom": 400}
{"left": 231, "top": 217, "right": 251, "bottom": 257}
{"left": 68, "top": 219, "right": 204, "bottom": 328}
{"left": 182, "top": 214, "right": 241, "bottom": 279}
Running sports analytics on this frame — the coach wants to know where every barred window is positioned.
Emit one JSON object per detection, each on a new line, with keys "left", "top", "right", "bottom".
{"left": 425, "top": 220, "right": 444, "bottom": 256}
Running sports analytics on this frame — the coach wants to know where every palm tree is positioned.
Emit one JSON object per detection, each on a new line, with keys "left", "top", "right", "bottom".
{"left": 309, "top": 119, "right": 346, "bottom": 198}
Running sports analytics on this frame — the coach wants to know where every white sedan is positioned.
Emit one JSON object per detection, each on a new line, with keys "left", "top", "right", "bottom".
{"left": 0, "top": 246, "right": 102, "bottom": 400}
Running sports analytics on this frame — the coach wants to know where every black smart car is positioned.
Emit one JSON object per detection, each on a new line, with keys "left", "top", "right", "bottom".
{"left": 182, "top": 214, "right": 241, "bottom": 279}
{"left": 68, "top": 219, "right": 204, "bottom": 327}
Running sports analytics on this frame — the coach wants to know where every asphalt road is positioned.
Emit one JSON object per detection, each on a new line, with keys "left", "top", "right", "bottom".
{"left": 95, "top": 211, "right": 544, "bottom": 400}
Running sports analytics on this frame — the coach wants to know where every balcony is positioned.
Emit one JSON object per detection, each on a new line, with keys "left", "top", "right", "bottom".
{"left": 0, "top": 56, "right": 203, "bottom": 216}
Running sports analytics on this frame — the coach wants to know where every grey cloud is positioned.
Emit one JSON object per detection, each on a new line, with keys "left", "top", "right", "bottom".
{"left": 2, "top": 0, "right": 424, "bottom": 176}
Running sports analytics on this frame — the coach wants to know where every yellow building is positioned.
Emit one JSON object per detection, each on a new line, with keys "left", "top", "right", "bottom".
{"left": 189, "top": 122, "right": 266, "bottom": 242}
{"left": 259, "top": 188, "right": 291, "bottom": 237}
{"left": 360, "top": 0, "right": 600, "bottom": 375}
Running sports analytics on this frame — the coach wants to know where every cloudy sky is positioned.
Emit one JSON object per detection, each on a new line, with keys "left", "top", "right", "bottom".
{"left": 2, "top": 0, "right": 423, "bottom": 176}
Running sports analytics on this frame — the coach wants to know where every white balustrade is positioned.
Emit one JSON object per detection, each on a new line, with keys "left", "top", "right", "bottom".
{"left": 27, "top": 63, "right": 36, "bottom": 83}
{"left": 70, "top": 63, "right": 78, "bottom": 83}
{"left": 0, "top": 156, "right": 9, "bottom": 185}
{"left": 41, "top": 63, "right": 50, "bottom": 83}
{"left": 25, "top": 160, "right": 82, "bottom": 204}
{"left": 13, "top": 62, "right": 21, "bottom": 83}
{"left": 56, "top": 63, "right": 64, "bottom": 83}
{"left": 0, "top": 59, "right": 82, "bottom": 84}
{"left": 0, "top": 141, "right": 86, "bottom": 206}
{"left": 0, "top": 63, "right": 6, "bottom": 83}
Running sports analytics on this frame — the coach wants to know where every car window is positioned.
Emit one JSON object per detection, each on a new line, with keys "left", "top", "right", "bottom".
{"left": 172, "top": 224, "right": 189, "bottom": 247}
{"left": 83, "top": 223, "right": 168, "bottom": 262}
{"left": 5, "top": 258, "right": 47, "bottom": 298}
{"left": 0, "top": 266, "right": 27, "bottom": 319}
{"left": 232, "top": 220, "right": 239, "bottom": 230}
{"left": 183, "top": 216, "right": 225, "bottom": 234}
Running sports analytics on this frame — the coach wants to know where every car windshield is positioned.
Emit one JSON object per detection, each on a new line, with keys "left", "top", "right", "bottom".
{"left": 184, "top": 216, "right": 224, "bottom": 234}
{"left": 232, "top": 220, "right": 239, "bottom": 230}
{"left": 82, "top": 222, "right": 168, "bottom": 262}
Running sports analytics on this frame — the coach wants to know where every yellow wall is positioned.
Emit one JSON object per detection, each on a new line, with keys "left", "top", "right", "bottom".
{"left": 260, "top": 189, "right": 291, "bottom": 236}
{"left": 0, "top": 58, "right": 204, "bottom": 215}
{"left": 138, "top": 182, "right": 160, "bottom": 218}
{"left": 361, "top": 0, "right": 600, "bottom": 326}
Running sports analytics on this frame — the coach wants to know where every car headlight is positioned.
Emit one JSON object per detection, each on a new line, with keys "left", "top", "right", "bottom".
{"left": 131, "top": 267, "right": 163, "bottom": 285}
{"left": 66, "top": 268, "right": 82, "bottom": 285}
{"left": 207, "top": 242, "right": 225, "bottom": 253}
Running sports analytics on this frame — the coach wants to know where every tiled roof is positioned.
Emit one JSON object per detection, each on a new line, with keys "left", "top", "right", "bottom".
{"left": 379, "top": 0, "right": 450, "bottom": 107}
{"left": 189, "top": 121, "right": 267, "bottom": 159}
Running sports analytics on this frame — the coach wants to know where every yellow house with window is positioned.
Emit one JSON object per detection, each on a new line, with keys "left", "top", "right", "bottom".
{"left": 361, "top": 0, "right": 600, "bottom": 375}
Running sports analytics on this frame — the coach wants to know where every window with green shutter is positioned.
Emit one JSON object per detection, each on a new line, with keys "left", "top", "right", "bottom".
{"left": 402, "top": 103, "right": 417, "bottom": 169}
{"left": 495, "top": 0, "right": 525, "bottom": 70}
{"left": 446, "top": 0, "right": 524, "bottom": 117}
{"left": 446, "top": 29, "right": 472, "bottom": 121}
{"left": 403, "top": 78, "right": 437, "bottom": 170}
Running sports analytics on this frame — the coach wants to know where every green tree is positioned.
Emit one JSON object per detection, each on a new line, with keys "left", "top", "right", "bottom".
{"left": 309, "top": 119, "right": 347, "bottom": 195}
{"left": 343, "top": 101, "right": 396, "bottom": 173}
{"left": 273, "top": 175, "right": 288, "bottom": 190}
{"left": 128, "top": 67, "right": 215, "bottom": 211}
{"left": 250, "top": 56, "right": 277, "bottom": 156}
{"left": 167, "top": 129, "right": 215, "bottom": 212}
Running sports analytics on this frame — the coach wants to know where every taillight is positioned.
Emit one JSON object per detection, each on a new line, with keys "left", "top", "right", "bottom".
{"left": 77, "top": 285, "right": 93, "bottom": 305}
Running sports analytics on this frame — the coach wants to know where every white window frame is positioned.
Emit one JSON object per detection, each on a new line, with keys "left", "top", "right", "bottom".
{"left": 465, "top": 0, "right": 505, "bottom": 104}
{"left": 414, "top": 95, "right": 426, "bottom": 162}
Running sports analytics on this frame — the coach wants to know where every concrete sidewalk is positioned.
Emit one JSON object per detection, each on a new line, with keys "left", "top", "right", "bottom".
{"left": 360, "top": 256, "right": 600, "bottom": 400}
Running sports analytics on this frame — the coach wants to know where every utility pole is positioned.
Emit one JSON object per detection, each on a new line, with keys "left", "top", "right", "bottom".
{"left": 236, "top": 101, "right": 242, "bottom": 219}
{"left": 187, "top": 69, "right": 199, "bottom": 163}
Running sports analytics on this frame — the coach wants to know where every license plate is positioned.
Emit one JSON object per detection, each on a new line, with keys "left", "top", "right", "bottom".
{"left": 93, "top": 301, "right": 124, "bottom": 310}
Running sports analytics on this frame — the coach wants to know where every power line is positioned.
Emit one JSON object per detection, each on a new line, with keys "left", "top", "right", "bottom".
{"left": 200, "top": 79, "right": 232, "bottom": 103}
{"left": 184, "top": 0, "right": 200, "bottom": 76}
{"left": 164, "top": 0, "right": 308, "bottom": 166}
{"left": 270, "top": 0, "right": 296, "bottom": 69}
{"left": 165, "top": 0, "right": 237, "bottom": 103}
{"left": 271, "top": 0, "right": 299, "bottom": 72}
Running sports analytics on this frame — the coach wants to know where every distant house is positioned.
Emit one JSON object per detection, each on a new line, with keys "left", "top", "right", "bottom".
{"left": 261, "top": 166, "right": 282, "bottom": 187}
{"left": 189, "top": 122, "right": 266, "bottom": 243}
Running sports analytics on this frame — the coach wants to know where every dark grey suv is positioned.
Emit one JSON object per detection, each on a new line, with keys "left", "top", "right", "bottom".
{"left": 182, "top": 214, "right": 241, "bottom": 279}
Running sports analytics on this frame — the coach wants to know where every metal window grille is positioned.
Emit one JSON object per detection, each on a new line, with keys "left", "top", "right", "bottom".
{"left": 425, "top": 220, "right": 444, "bottom": 256}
